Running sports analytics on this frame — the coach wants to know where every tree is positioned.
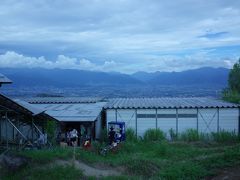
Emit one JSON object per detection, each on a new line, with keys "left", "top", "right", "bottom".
{"left": 228, "top": 58, "right": 240, "bottom": 93}
{"left": 222, "top": 58, "right": 240, "bottom": 103}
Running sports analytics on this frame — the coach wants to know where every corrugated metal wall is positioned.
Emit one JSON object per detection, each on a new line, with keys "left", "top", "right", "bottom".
{"left": 106, "top": 108, "right": 239, "bottom": 137}
{"left": 157, "top": 109, "right": 176, "bottom": 138}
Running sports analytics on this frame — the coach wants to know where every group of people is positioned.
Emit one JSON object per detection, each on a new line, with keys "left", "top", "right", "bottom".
{"left": 108, "top": 126, "right": 123, "bottom": 145}
{"left": 57, "top": 127, "right": 91, "bottom": 147}
{"left": 66, "top": 128, "right": 78, "bottom": 146}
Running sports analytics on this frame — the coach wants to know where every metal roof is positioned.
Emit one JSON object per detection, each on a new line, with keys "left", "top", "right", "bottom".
{"left": 0, "top": 73, "right": 12, "bottom": 85}
{"left": 13, "top": 99, "right": 45, "bottom": 116}
{"left": 0, "top": 93, "right": 53, "bottom": 121}
{"left": 27, "top": 97, "right": 104, "bottom": 104}
{"left": 30, "top": 102, "right": 107, "bottom": 122}
{"left": 104, "top": 98, "right": 240, "bottom": 109}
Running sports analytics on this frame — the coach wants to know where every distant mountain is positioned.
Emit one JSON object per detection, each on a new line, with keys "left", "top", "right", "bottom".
{"left": 132, "top": 67, "right": 229, "bottom": 86}
{"left": 0, "top": 67, "right": 229, "bottom": 88}
{"left": 0, "top": 68, "right": 142, "bottom": 87}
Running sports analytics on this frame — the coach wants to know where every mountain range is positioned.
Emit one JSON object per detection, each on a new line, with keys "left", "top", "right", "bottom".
{"left": 0, "top": 67, "right": 230, "bottom": 87}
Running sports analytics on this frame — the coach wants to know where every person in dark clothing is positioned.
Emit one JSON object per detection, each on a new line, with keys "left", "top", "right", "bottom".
{"left": 108, "top": 126, "right": 116, "bottom": 145}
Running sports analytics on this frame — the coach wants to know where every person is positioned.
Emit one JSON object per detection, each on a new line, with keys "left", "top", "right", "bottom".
{"left": 70, "top": 128, "right": 78, "bottom": 146}
{"left": 66, "top": 130, "right": 71, "bottom": 146}
{"left": 108, "top": 126, "right": 116, "bottom": 145}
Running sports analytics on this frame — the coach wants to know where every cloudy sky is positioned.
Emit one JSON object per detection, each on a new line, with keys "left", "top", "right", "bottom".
{"left": 0, "top": 0, "right": 240, "bottom": 73}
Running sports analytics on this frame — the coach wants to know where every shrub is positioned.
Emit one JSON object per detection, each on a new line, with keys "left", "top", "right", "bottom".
{"left": 126, "top": 128, "right": 138, "bottom": 142}
{"left": 180, "top": 129, "right": 199, "bottom": 142}
{"left": 143, "top": 128, "right": 165, "bottom": 142}
{"left": 211, "top": 130, "right": 239, "bottom": 143}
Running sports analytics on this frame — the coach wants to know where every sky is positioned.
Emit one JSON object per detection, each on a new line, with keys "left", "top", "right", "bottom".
{"left": 0, "top": 0, "right": 240, "bottom": 74}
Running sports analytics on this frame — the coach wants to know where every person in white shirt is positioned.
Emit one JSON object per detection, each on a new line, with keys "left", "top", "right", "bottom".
{"left": 70, "top": 129, "right": 78, "bottom": 146}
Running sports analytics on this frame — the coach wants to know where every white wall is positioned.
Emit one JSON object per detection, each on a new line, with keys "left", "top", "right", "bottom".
{"left": 178, "top": 109, "right": 197, "bottom": 133}
{"left": 106, "top": 108, "right": 239, "bottom": 137}
{"left": 137, "top": 109, "right": 156, "bottom": 137}
{"left": 157, "top": 109, "right": 176, "bottom": 138}
{"left": 106, "top": 109, "right": 116, "bottom": 123}
{"left": 117, "top": 109, "right": 136, "bottom": 131}
{"left": 198, "top": 108, "right": 218, "bottom": 133}
{"left": 219, "top": 108, "right": 239, "bottom": 133}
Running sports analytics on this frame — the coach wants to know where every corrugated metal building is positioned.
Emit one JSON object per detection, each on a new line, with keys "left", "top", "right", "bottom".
{"left": 28, "top": 97, "right": 107, "bottom": 139}
{"left": 0, "top": 93, "right": 56, "bottom": 150}
{"left": 104, "top": 98, "right": 240, "bottom": 137}
{"left": 0, "top": 73, "right": 12, "bottom": 87}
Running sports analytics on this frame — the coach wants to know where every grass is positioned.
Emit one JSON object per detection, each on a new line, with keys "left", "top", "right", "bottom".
{"left": 16, "top": 147, "right": 73, "bottom": 164}
{"left": 1, "top": 130, "right": 240, "bottom": 179}
{"left": 180, "top": 129, "right": 200, "bottom": 142}
{"left": 211, "top": 130, "right": 239, "bottom": 143}
{"left": 2, "top": 165, "right": 83, "bottom": 180}
{"left": 143, "top": 128, "right": 165, "bottom": 141}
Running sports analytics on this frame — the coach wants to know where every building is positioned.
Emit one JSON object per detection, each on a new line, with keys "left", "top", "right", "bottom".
{"left": 27, "top": 97, "right": 107, "bottom": 139}
{"left": 0, "top": 93, "right": 56, "bottom": 151}
{"left": 104, "top": 98, "right": 240, "bottom": 138}
{"left": 0, "top": 73, "right": 12, "bottom": 87}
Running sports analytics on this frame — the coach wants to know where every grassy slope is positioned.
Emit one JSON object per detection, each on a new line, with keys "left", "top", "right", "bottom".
{"left": 2, "top": 141, "right": 240, "bottom": 179}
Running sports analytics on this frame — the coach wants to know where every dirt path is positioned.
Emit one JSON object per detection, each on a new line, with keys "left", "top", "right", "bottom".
{"left": 210, "top": 167, "right": 240, "bottom": 180}
{"left": 56, "top": 160, "right": 122, "bottom": 177}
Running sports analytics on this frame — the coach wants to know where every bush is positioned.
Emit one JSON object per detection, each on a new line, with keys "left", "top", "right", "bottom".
{"left": 180, "top": 129, "right": 199, "bottom": 142}
{"left": 143, "top": 128, "right": 165, "bottom": 142}
{"left": 126, "top": 128, "right": 138, "bottom": 142}
{"left": 211, "top": 130, "right": 239, "bottom": 143}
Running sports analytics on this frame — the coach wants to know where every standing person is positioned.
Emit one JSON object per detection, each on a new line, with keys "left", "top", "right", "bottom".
{"left": 70, "top": 128, "right": 78, "bottom": 146}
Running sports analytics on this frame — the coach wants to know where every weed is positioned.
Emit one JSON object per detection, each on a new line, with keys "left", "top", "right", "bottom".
{"left": 169, "top": 128, "right": 177, "bottom": 141}
{"left": 180, "top": 129, "right": 199, "bottom": 142}
{"left": 211, "top": 130, "right": 239, "bottom": 143}
{"left": 126, "top": 128, "right": 138, "bottom": 142}
{"left": 143, "top": 128, "right": 165, "bottom": 141}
